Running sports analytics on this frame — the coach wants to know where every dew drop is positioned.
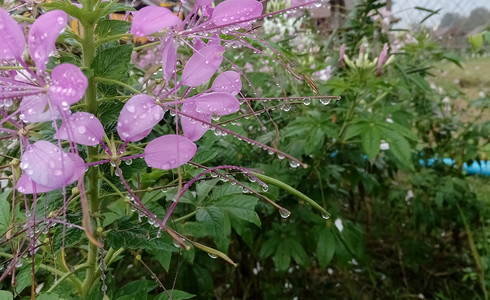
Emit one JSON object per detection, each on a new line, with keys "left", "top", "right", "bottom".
{"left": 289, "top": 160, "right": 300, "bottom": 168}
{"left": 279, "top": 208, "right": 291, "bottom": 219}
{"left": 208, "top": 253, "right": 218, "bottom": 259}
{"left": 15, "top": 260, "right": 23, "bottom": 268}
{"left": 321, "top": 211, "right": 331, "bottom": 220}
{"left": 173, "top": 239, "right": 181, "bottom": 248}
{"left": 303, "top": 98, "right": 311, "bottom": 105}
{"left": 124, "top": 159, "right": 133, "bottom": 165}
{"left": 77, "top": 126, "right": 86, "bottom": 134}
{"left": 320, "top": 98, "right": 331, "bottom": 105}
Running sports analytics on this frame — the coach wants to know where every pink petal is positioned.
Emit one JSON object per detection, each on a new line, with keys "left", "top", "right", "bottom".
{"left": 0, "top": 8, "right": 26, "bottom": 60}
{"left": 144, "top": 134, "right": 197, "bottom": 170}
{"left": 207, "top": 33, "right": 221, "bottom": 46}
{"left": 191, "top": 92, "right": 240, "bottom": 116}
{"left": 193, "top": 38, "right": 206, "bottom": 51}
{"left": 55, "top": 112, "right": 104, "bottom": 146}
{"left": 377, "top": 43, "right": 389, "bottom": 76}
{"left": 19, "top": 94, "right": 61, "bottom": 123}
{"left": 28, "top": 10, "right": 67, "bottom": 73}
{"left": 180, "top": 101, "right": 211, "bottom": 141}
{"left": 162, "top": 37, "right": 177, "bottom": 83}
{"left": 211, "top": 0, "right": 263, "bottom": 28}
{"left": 19, "top": 141, "right": 85, "bottom": 190}
{"left": 17, "top": 174, "right": 57, "bottom": 194}
{"left": 181, "top": 45, "right": 225, "bottom": 87}
{"left": 117, "top": 94, "right": 164, "bottom": 142}
{"left": 210, "top": 71, "right": 241, "bottom": 95}
{"left": 48, "top": 63, "right": 88, "bottom": 109}
{"left": 130, "top": 6, "right": 181, "bottom": 37}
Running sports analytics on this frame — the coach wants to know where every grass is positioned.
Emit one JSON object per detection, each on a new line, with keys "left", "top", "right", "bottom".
{"left": 433, "top": 56, "right": 490, "bottom": 122}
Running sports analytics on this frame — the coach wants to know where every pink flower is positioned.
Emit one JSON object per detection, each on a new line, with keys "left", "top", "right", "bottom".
{"left": 0, "top": 9, "right": 88, "bottom": 113}
{"left": 130, "top": 6, "right": 181, "bottom": 37}
{"left": 377, "top": 43, "right": 389, "bottom": 76}
{"left": 210, "top": 71, "right": 242, "bottom": 95}
{"left": 181, "top": 44, "right": 225, "bottom": 87}
{"left": 210, "top": 0, "right": 263, "bottom": 29}
{"left": 17, "top": 141, "right": 86, "bottom": 194}
{"left": 55, "top": 112, "right": 104, "bottom": 146}
{"left": 117, "top": 94, "right": 164, "bottom": 142}
{"left": 144, "top": 135, "right": 197, "bottom": 170}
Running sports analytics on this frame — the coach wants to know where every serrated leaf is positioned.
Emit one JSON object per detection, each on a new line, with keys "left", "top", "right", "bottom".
{"left": 196, "top": 179, "right": 220, "bottom": 204}
{"left": 53, "top": 221, "right": 84, "bottom": 251}
{"left": 106, "top": 227, "right": 175, "bottom": 252}
{"left": 216, "top": 195, "right": 260, "bottom": 226}
{"left": 42, "top": 0, "right": 83, "bottom": 19}
{"left": 92, "top": 44, "right": 133, "bottom": 81}
{"left": 0, "top": 192, "right": 11, "bottom": 236}
{"left": 317, "top": 226, "right": 336, "bottom": 268}
{"left": 95, "top": 20, "right": 131, "bottom": 38}
{"left": 196, "top": 206, "right": 225, "bottom": 237}
{"left": 362, "top": 124, "right": 381, "bottom": 160}
{"left": 381, "top": 127, "right": 412, "bottom": 167}
{"left": 344, "top": 122, "right": 368, "bottom": 141}
{"left": 97, "top": 100, "right": 125, "bottom": 124}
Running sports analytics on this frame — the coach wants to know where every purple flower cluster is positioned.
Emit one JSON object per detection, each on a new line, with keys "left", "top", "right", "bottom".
{"left": 0, "top": 0, "right": 275, "bottom": 194}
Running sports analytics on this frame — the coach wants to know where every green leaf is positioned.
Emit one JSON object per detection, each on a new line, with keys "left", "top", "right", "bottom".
{"left": 95, "top": 20, "right": 131, "bottom": 38}
{"left": 381, "top": 127, "right": 412, "bottom": 167}
{"left": 15, "top": 264, "right": 34, "bottom": 294}
{"left": 106, "top": 226, "right": 176, "bottom": 252}
{"left": 344, "top": 122, "right": 368, "bottom": 141}
{"left": 196, "top": 206, "right": 225, "bottom": 237}
{"left": 153, "top": 250, "right": 172, "bottom": 272}
{"left": 362, "top": 124, "right": 381, "bottom": 160}
{"left": 53, "top": 220, "right": 84, "bottom": 251}
{"left": 92, "top": 44, "right": 133, "bottom": 81}
{"left": 215, "top": 195, "right": 260, "bottom": 226}
{"left": 273, "top": 241, "right": 291, "bottom": 272}
{"left": 317, "top": 226, "right": 336, "bottom": 268}
{"left": 115, "top": 280, "right": 158, "bottom": 300}
{"left": 196, "top": 179, "right": 220, "bottom": 204}
{"left": 0, "top": 192, "right": 10, "bottom": 236}
{"left": 287, "top": 238, "right": 309, "bottom": 267}
{"left": 37, "top": 292, "right": 60, "bottom": 300}
{"left": 0, "top": 291, "right": 13, "bottom": 300}
{"left": 42, "top": 0, "right": 83, "bottom": 19}
{"left": 156, "top": 290, "right": 195, "bottom": 300}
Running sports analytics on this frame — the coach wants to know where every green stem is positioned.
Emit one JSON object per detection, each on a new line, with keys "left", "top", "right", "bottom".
{"left": 93, "top": 77, "right": 140, "bottom": 94}
{"left": 338, "top": 95, "right": 359, "bottom": 143}
{"left": 0, "top": 252, "right": 83, "bottom": 293}
{"left": 174, "top": 210, "right": 197, "bottom": 223}
{"left": 95, "top": 33, "right": 134, "bottom": 46}
{"left": 80, "top": 16, "right": 100, "bottom": 299}
{"left": 251, "top": 172, "right": 330, "bottom": 217}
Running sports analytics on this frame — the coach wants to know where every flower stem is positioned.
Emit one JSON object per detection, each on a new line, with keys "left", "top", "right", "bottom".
{"left": 80, "top": 14, "right": 101, "bottom": 298}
